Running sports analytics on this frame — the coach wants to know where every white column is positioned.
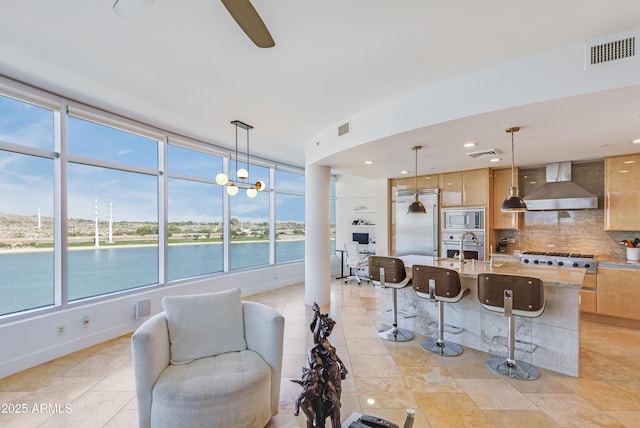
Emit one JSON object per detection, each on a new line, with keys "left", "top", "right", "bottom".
{"left": 304, "top": 164, "right": 331, "bottom": 307}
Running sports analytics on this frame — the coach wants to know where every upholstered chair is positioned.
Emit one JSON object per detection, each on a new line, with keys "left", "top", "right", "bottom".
{"left": 131, "top": 288, "right": 285, "bottom": 428}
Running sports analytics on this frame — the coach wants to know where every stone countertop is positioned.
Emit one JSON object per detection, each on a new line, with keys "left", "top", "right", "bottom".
{"left": 488, "top": 252, "right": 640, "bottom": 270}
{"left": 399, "top": 256, "right": 585, "bottom": 289}
{"left": 597, "top": 256, "right": 640, "bottom": 269}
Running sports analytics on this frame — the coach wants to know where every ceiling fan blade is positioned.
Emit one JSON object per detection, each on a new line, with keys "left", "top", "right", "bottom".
{"left": 220, "top": 0, "right": 275, "bottom": 48}
{"left": 113, "top": 0, "right": 155, "bottom": 18}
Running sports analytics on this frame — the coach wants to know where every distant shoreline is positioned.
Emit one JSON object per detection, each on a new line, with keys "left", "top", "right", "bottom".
{"left": 0, "top": 237, "right": 306, "bottom": 255}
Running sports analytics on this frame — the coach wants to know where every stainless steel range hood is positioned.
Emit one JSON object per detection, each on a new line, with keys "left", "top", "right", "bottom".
{"left": 524, "top": 162, "right": 598, "bottom": 210}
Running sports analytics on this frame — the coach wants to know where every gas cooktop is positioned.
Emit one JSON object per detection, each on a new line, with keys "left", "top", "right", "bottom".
{"left": 520, "top": 251, "right": 597, "bottom": 272}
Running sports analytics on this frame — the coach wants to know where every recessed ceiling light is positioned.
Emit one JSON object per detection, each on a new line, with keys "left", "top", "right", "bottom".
{"left": 489, "top": 158, "right": 501, "bottom": 162}
{"left": 633, "top": 138, "right": 640, "bottom": 144}
{"left": 400, "top": 170, "right": 409, "bottom": 174}
{"left": 623, "top": 160, "right": 635, "bottom": 164}
{"left": 464, "top": 142, "right": 476, "bottom": 148}
{"left": 364, "top": 160, "right": 374, "bottom": 165}
{"left": 619, "top": 170, "right": 629, "bottom": 173}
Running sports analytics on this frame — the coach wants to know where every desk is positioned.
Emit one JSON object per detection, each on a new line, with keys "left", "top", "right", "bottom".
{"left": 336, "top": 249, "right": 375, "bottom": 281}
{"left": 335, "top": 250, "right": 348, "bottom": 280}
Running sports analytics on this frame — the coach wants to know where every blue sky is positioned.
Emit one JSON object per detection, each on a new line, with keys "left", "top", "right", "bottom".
{"left": 1, "top": 94, "right": 307, "bottom": 224}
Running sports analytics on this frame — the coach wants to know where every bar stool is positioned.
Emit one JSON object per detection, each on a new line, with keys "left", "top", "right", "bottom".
{"left": 368, "top": 256, "right": 414, "bottom": 342}
{"left": 411, "top": 265, "right": 470, "bottom": 356}
{"left": 477, "top": 273, "right": 545, "bottom": 380}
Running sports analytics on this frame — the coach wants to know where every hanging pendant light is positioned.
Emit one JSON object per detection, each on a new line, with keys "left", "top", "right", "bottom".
{"left": 216, "top": 120, "right": 266, "bottom": 197}
{"left": 408, "top": 145, "right": 427, "bottom": 214}
{"left": 500, "top": 127, "right": 528, "bottom": 212}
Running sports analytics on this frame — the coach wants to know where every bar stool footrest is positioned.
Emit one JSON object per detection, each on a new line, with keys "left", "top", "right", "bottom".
{"left": 491, "top": 335, "right": 539, "bottom": 353}
{"left": 427, "top": 321, "right": 464, "bottom": 334}
{"left": 386, "top": 308, "right": 416, "bottom": 318}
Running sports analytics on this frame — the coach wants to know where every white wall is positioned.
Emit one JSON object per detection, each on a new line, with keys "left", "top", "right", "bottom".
{"left": 0, "top": 262, "right": 304, "bottom": 378}
{"left": 335, "top": 174, "right": 389, "bottom": 255}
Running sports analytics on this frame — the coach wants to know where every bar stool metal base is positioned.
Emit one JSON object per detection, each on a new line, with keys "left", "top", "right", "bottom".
{"left": 485, "top": 356, "right": 540, "bottom": 380}
{"left": 378, "top": 325, "right": 414, "bottom": 342}
{"left": 421, "top": 338, "right": 464, "bottom": 356}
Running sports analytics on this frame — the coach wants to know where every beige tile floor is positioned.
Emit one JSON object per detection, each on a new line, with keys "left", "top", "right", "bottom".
{"left": 1, "top": 280, "right": 639, "bottom": 428}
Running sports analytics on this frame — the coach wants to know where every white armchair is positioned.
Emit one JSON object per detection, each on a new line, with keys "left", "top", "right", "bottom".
{"left": 131, "top": 288, "right": 285, "bottom": 428}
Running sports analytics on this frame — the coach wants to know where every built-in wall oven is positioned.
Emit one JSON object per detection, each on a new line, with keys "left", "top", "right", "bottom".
{"left": 442, "top": 231, "right": 485, "bottom": 261}
{"left": 441, "top": 208, "right": 485, "bottom": 260}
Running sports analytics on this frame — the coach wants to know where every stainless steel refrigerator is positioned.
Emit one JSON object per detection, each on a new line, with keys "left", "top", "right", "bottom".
{"left": 395, "top": 190, "right": 439, "bottom": 256}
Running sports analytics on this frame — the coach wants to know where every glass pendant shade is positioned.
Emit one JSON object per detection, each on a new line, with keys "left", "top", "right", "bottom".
{"left": 255, "top": 180, "right": 265, "bottom": 191}
{"left": 227, "top": 183, "right": 239, "bottom": 196}
{"left": 216, "top": 173, "right": 229, "bottom": 186}
{"left": 246, "top": 187, "right": 258, "bottom": 198}
{"left": 237, "top": 168, "right": 248, "bottom": 180}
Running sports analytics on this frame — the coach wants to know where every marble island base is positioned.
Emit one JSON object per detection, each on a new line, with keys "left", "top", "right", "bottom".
{"left": 391, "top": 258, "right": 582, "bottom": 377}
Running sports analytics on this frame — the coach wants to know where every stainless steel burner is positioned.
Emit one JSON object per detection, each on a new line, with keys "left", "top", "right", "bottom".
{"left": 520, "top": 251, "right": 597, "bottom": 273}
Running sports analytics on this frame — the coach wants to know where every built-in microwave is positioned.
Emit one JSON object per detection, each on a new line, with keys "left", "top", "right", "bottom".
{"left": 442, "top": 208, "right": 484, "bottom": 230}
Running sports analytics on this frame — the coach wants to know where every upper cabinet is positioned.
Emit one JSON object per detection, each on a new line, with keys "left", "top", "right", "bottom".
{"left": 491, "top": 167, "right": 522, "bottom": 230}
{"left": 439, "top": 172, "right": 463, "bottom": 206}
{"left": 440, "top": 168, "right": 489, "bottom": 207}
{"left": 605, "top": 153, "right": 640, "bottom": 231}
{"left": 393, "top": 175, "right": 439, "bottom": 194}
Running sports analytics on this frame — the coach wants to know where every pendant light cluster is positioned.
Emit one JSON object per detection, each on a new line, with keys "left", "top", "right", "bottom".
{"left": 407, "top": 145, "right": 427, "bottom": 214}
{"left": 215, "top": 120, "right": 265, "bottom": 198}
{"left": 500, "top": 127, "right": 528, "bottom": 212}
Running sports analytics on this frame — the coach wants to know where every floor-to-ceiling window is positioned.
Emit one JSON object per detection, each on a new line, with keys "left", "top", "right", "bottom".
{"left": 0, "top": 94, "right": 55, "bottom": 316}
{"left": 275, "top": 168, "right": 305, "bottom": 263}
{"left": 67, "top": 115, "right": 160, "bottom": 300}
{"left": 166, "top": 141, "right": 224, "bottom": 281}
{"left": 229, "top": 163, "right": 271, "bottom": 270}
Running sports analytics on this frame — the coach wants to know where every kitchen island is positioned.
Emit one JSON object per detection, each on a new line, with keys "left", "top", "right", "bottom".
{"left": 395, "top": 256, "right": 585, "bottom": 377}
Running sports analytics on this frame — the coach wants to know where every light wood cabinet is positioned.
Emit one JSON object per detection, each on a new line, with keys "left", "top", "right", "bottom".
{"left": 491, "top": 168, "right": 522, "bottom": 230}
{"left": 597, "top": 267, "right": 640, "bottom": 320}
{"left": 392, "top": 175, "right": 439, "bottom": 193}
{"left": 463, "top": 168, "right": 489, "bottom": 207}
{"left": 439, "top": 169, "right": 488, "bottom": 207}
{"left": 439, "top": 172, "right": 463, "bottom": 206}
{"left": 605, "top": 153, "right": 640, "bottom": 231}
{"left": 580, "top": 290, "right": 597, "bottom": 314}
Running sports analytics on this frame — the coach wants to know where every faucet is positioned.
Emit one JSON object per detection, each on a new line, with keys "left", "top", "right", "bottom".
{"left": 459, "top": 231, "right": 479, "bottom": 264}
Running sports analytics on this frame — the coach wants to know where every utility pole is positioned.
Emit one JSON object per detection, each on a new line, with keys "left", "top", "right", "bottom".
{"left": 94, "top": 198, "right": 100, "bottom": 247}
{"left": 108, "top": 202, "right": 113, "bottom": 244}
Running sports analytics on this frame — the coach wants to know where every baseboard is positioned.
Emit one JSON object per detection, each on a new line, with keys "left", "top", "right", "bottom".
{"left": 581, "top": 312, "right": 640, "bottom": 330}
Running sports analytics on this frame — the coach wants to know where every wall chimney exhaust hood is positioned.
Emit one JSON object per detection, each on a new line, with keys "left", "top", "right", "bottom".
{"left": 524, "top": 162, "right": 598, "bottom": 210}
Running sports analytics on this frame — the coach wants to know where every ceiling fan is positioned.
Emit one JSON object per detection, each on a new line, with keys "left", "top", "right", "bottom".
{"left": 113, "top": 0, "right": 275, "bottom": 48}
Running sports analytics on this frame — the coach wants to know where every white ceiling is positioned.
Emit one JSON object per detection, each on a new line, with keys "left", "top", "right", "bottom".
{"left": 1, "top": 0, "right": 640, "bottom": 179}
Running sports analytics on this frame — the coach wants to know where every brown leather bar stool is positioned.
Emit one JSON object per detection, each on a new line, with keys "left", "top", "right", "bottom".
{"left": 411, "top": 265, "right": 470, "bottom": 356}
{"left": 368, "top": 256, "right": 414, "bottom": 342}
{"left": 477, "top": 273, "right": 545, "bottom": 380}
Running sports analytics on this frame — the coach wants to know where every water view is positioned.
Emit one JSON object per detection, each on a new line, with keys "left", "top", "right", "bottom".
{"left": 0, "top": 240, "right": 314, "bottom": 316}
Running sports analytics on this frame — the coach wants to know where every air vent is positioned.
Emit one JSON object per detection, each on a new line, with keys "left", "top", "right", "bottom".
{"left": 586, "top": 33, "right": 637, "bottom": 69}
{"left": 466, "top": 148, "right": 500, "bottom": 159}
{"left": 337, "top": 122, "right": 350, "bottom": 137}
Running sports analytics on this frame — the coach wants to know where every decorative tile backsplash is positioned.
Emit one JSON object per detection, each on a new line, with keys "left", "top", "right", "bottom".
{"left": 496, "top": 160, "right": 638, "bottom": 259}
